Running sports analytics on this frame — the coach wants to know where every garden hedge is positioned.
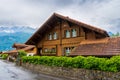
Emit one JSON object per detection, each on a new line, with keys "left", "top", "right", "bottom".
{"left": 22, "top": 56, "right": 120, "bottom": 72}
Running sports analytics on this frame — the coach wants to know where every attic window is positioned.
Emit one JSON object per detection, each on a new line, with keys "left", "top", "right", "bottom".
{"left": 72, "top": 29, "right": 77, "bottom": 37}
{"left": 48, "top": 33, "right": 52, "bottom": 40}
{"left": 53, "top": 32, "right": 57, "bottom": 39}
{"left": 65, "top": 30, "right": 70, "bottom": 38}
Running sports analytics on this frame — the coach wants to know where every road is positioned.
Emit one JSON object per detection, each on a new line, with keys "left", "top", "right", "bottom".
{"left": 0, "top": 60, "right": 68, "bottom": 80}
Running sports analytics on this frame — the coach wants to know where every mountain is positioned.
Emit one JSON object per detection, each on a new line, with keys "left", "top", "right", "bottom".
{"left": 0, "top": 26, "right": 36, "bottom": 51}
{"left": 0, "top": 26, "right": 35, "bottom": 34}
{"left": 108, "top": 31, "right": 114, "bottom": 36}
{"left": 108, "top": 31, "right": 120, "bottom": 37}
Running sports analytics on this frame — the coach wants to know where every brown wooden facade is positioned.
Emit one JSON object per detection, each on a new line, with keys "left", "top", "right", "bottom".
{"left": 25, "top": 13, "right": 109, "bottom": 56}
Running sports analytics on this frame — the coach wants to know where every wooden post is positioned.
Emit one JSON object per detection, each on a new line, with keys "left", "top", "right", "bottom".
{"left": 57, "top": 20, "right": 62, "bottom": 56}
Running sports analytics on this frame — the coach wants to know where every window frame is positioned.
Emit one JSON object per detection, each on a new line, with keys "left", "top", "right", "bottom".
{"left": 53, "top": 32, "right": 57, "bottom": 40}
{"left": 44, "top": 48, "right": 48, "bottom": 53}
{"left": 65, "top": 30, "right": 70, "bottom": 38}
{"left": 48, "top": 33, "right": 52, "bottom": 40}
{"left": 72, "top": 29, "right": 77, "bottom": 37}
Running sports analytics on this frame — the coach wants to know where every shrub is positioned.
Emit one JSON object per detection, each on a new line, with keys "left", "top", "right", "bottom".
{"left": 18, "top": 50, "right": 27, "bottom": 58}
{"left": 0, "top": 54, "right": 2, "bottom": 57}
{"left": 83, "top": 56, "right": 104, "bottom": 70}
{"left": 22, "top": 56, "right": 120, "bottom": 72}
{"left": 0, "top": 54, "right": 8, "bottom": 60}
{"left": 72, "top": 56, "right": 85, "bottom": 68}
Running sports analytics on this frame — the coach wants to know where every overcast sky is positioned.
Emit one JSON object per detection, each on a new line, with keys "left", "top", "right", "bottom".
{"left": 0, "top": 0, "right": 120, "bottom": 33}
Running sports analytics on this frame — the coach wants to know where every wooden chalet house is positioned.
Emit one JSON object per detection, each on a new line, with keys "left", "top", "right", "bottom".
{"left": 25, "top": 13, "right": 120, "bottom": 57}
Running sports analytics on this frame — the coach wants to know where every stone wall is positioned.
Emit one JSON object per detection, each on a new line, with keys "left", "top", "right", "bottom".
{"left": 22, "top": 63, "right": 120, "bottom": 80}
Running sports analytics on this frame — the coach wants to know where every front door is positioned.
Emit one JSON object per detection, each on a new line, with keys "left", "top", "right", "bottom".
{"left": 37, "top": 48, "right": 42, "bottom": 56}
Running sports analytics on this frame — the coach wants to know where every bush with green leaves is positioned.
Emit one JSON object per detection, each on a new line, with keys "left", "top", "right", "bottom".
{"left": 0, "top": 54, "right": 2, "bottom": 57}
{"left": 0, "top": 54, "right": 8, "bottom": 60}
{"left": 22, "top": 56, "right": 120, "bottom": 72}
{"left": 18, "top": 50, "right": 27, "bottom": 58}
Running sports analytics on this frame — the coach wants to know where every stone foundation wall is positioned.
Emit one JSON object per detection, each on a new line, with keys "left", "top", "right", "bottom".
{"left": 22, "top": 63, "right": 120, "bottom": 80}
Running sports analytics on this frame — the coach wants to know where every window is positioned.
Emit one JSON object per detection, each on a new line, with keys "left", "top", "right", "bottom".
{"left": 66, "top": 48, "right": 70, "bottom": 53}
{"left": 44, "top": 48, "right": 48, "bottom": 53}
{"left": 64, "top": 47, "right": 75, "bottom": 56}
{"left": 53, "top": 32, "right": 57, "bottom": 39}
{"left": 48, "top": 33, "right": 52, "bottom": 40}
{"left": 72, "top": 29, "right": 77, "bottom": 37}
{"left": 44, "top": 48, "right": 56, "bottom": 54}
{"left": 65, "top": 30, "right": 70, "bottom": 38}
{"left": 51, "top": 48, "right": 56, "bottom": 53}
{"left": 65, "top": 47, "right": 70, "bottom": 56}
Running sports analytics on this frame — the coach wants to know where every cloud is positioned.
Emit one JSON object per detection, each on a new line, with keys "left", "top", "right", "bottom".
{"left": 56, "top": 0, "right": 120, "bottom": 33}
{"left": 0, "top": 0, "right": 120, "bottom": 33}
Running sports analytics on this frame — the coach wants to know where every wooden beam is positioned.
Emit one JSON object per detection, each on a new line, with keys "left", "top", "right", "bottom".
{"left": 31, "top": 40, "right": 36, "bottom": 44}
{"left": 46, "top": 24, "right": 52, "bottom": 29}
{"left": 66, "top": 21, "right": 72, "bottom": 27}
{"left": 55, "top": 16, "right": 62, "bottom": 22}
{"left": 36, "top": 34, "right": 42, "bottom": 38}
{"left": 32, "top": 36, "right": 39, "bottom": 42}
{"left": 28, "top": 40, "right": 36, "bottom": 45}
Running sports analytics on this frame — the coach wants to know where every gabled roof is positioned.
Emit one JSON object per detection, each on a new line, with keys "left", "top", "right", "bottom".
{"left": 70, "top": 37, "right": 120, "bottom": 57}
{"left": 12, "top": 43, "right": 34, "bottom": 48}
{"left": 12, "top": 43, "right": 28, "bottom": 48}
{"left": 4, "top": 49, "right": 17, "bottom": 54}
{"left": 5, "top": 44, "right": 35, "bottom": 54}
{"left": 25, "top": 13, "right": 109, "bottom": 45}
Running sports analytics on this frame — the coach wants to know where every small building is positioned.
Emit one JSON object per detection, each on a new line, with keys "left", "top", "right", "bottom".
{"left": 5, "top": 43, "right": 36, "bottom": 56}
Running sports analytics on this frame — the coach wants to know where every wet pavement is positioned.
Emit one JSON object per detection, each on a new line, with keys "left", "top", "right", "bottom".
{"left": 0, "top": 60, "right": 68, "bottom": 80}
